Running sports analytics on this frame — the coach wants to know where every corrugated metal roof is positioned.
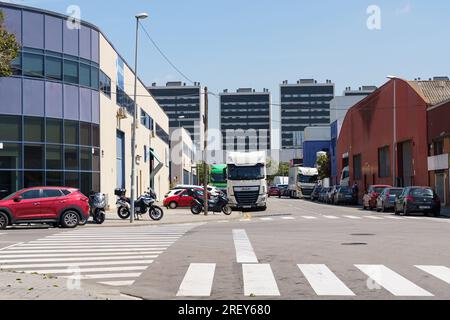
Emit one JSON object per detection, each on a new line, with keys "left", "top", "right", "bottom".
{"left": 407, "top": 80, "right": 450, "bottom": 106}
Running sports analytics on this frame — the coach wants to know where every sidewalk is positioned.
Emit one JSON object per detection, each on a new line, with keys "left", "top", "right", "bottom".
{"left": 0, "top": 270, "right": 139, "bottom": 300}
{"left": 441, "top": 206, "right": 450, "bottom": 217}
{"left": 84, "top": 207, "right": 243, "bottom": 227}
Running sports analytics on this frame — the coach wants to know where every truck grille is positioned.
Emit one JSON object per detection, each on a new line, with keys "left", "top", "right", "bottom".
{"left": 302, "top": 188, "right": 314, "bottom": 196}
{"left": 234, "top": 191, "right": 259, "bottom": 206}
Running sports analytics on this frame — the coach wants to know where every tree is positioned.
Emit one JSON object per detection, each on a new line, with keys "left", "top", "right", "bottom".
{"left": 0, "top": 10, "right": 20, "bottom": 77}
{"left": 316, "top": 153, "right": 331, "bottom": 180}
{"left": 267, "top": 161, "right": 290, "bottom": 184}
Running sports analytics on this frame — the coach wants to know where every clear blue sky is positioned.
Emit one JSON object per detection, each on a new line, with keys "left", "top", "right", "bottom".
{"left": 5, "top": 0, "right": 450, "bottom": 143}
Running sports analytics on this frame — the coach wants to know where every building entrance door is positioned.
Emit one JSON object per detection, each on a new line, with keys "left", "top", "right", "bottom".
{"left": 435, "top": 173, "right": 445, "bottom": 206}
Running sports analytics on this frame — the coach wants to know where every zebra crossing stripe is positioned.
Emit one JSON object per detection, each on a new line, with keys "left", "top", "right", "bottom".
{"left": 99, "top": 281, "right": 135, "bottom": 287}
{"left": 233, "top": 230, "right": 258, "bottom": 263}
{"left": 302, "top": 216, "right": 318, "bottom": 220}
{"left": 0, "top": 255, "right": 158, "bottom": 264}
{"left": 323, "top": 215, "right": 339, "bottom": 219}
{"left": 281, "top": 217, "right": 295, "bottom": 220}
{"left": 364, "top": 216, "right": 384, "bottom": 220}
{"left": 24, "top": 266, "right": 149, "bottom": 275}
{"left": 63, "top": 273, "right": 142, "bottom": 280}
{"left": 242, "top": 264, "right": 280, "bottom": 296}
{"left": 385, "top": 216, "right": 403, "bottom": 220}
{"left": 260, "top": 218, "right": 273, "bottom": 221}
{"left": 415, "top": 265, "right": 450, "bottom": 284}
{"left": 2, "top": 248, "right": 169, "bottom": 254}
{"left": 355, "top": 265, "right": 433, "bottom": 296}
{"left": 298, "top": 264, "right": 355, "bottom": 296}
{"left": 15, "top": 244, "right": 172, "bottom": 249}
{"left": 344, "top": 215, "right": 362, "bottom": 220}
{"left": 1, "top": 259, "right": 155, "bottom": 269}
{"left": 177, "top": 263, "right": 216, "bottom": 297}
{"left": 0, "top": 251, "right": 163, "bottom": 259}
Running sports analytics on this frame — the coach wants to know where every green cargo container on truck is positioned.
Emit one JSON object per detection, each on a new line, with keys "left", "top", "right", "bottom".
{"left": 210, "top": 164, "right": 227, "bottom": 192}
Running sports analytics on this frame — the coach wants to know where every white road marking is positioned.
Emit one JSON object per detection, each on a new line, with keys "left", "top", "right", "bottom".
{"left": 177, "top": 263, "right": 216, "bottom": 297}
{"left": 233, "top": 229, "right": 258, "bottom": 263}
{"left": 0, "top": 251, "right": 163, "bottom": 259}
{"left": 1, "top": 259, "right": 155, "bottom": 269}
{"left": 23, "top": 266, "right": 149, "bottom": 275}
{"left": 2, "top": 248, "right": 169, "bottom": 254}
{"left": 344, "top": 215, "right": 362, "bottom": 220}
{"left": 323, "top": 215, "right": 339, "bottom": 219}
{"left": 217, "top": 221, "right": 229, "bottom": 223}
{"left": 239, "top": 219, "right": 251, "bottom": 222}
{"left": 355, "top": 265, "right": 433, "bottom": 296}
{"left": 281, "top": 217, "right": 295, "bottom": 220}
{"left": 298, "top": 264, "right": 355, "bottom": 296}
{"left": 0, "top": 255, "right": 158, "bottom": 264}
{"left": 242, "top": 264, "right": 280, "bottom": 296}
{"left": 260, "top": 218, "right": 273, "bottom": 221}
{"left": 25, "top": 240, "right": 175, "bottom": 244}
{"left": 99, "top": 281, "right": 135, "bottom": 287}
{"left": 416, "top": 265, "right": 450, "bottom": 284}
{"left": 385, "top": 216, "right": 404, "bottom": 220}
{"left": 63, "top": 273, "right": 142, "bottom": 280}
{"left": 364, "top": 216, "right": 384, "bottom": 220}
{"left": 15, "top": 244, "right": 173, "bottom": 249}
{"left": 301, "top": 216, "right": 318, "bottom": 220}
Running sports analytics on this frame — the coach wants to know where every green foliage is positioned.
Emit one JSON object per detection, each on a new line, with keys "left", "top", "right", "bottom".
{"left": 316, "top": 154, "right": 331, "bottom": 180}
{"left": 267, "top": 162, "right": 290, "bottom": 184}
{"left": 0, "top": 10, "right": 20, "bottom": 77}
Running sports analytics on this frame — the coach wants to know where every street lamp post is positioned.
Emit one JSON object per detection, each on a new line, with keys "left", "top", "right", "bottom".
{"left": 387, "top": 75, "right": 397, "bottom": 187}
{"left": 130, "top": 12, "right": 148, "bottom": 224}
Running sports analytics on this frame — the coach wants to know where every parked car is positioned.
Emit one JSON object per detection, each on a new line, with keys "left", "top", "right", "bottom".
{"left": 319, "top": 187, "right": 330, "bottom": 203}
{"left": 164, "top": 188, "right": 210, "bottom": 209}
{"left": 328, "top": 185, "right": 340, "bottom": 204}
{"left": 311, "top": 185, "right": 323, "bottom": 201}
{"left": 366, "top": 185, "right": 392, "bottom": 210}
{"left": 278, "top": 185, "right": 290, "bottom": 198}
{"left": 394, "top": 187, "right": 441, "bottom": 217}
{"left": 164, "top": 189, "right": 185, "bottom": 199}
{"left": 173, "top": 185, "right": 220, "bottom": 196}
{"left": 334, "top": 186, "right": 355, "bottom": 205}
{"left": 0, "top": 187, "right": 90, "bottom": 229}
{"left": 268, "top": 186, "right": 280, "bottom": 197}
{"left": 376, "top": 187, "right": 404, "bottom": 212}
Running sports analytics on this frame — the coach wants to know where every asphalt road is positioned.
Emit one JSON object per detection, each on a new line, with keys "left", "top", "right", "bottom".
{"left": 1, "top": 198, "right": 449, "bottom": 300}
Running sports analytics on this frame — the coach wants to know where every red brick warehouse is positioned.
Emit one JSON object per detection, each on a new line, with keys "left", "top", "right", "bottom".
{"left": 337, "top": 77, "right": 450, "bottom": 196}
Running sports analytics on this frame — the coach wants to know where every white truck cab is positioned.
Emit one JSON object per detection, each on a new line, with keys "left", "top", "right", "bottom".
{"left": 226, "top": 151, "right": 267, "bottom": 211}
{"left": 288, "top": 166, "right": 319, "bottom": 199}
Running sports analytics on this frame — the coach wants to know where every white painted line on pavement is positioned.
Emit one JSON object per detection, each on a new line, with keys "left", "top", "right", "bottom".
{"left": 0, "top": 242, "right": 23, "bottom": 251}
{"left": 298, "top": 264, "right": 355, "bottom": 296}
{"left": 2, "top": 259, "right": 155, "bottom": 269}
{"left": 239, "top": 219, "right": 251, "bottom": 222}
{"left": 177, "top": 263, "right": 216, "bottom": 297}
{"left": 217, "top": 221, "right": 229, "bottom": 223}
{"left": 415, "top": 265, "right": 450, "bottom": 284}
{"left": 25, "top": 266, "right": 149, "bottom": 275}
{"left": 384, "top": 216, "right": 404, "bottom": 220}
{"left": 243, "top": 264, "right": 280, "bottom": 296}
{"left": 26, "top": 240, "right": 175, "bottom": 244}
{"left": 0, "top": 251, "right": 163, "bottom": 259}
{"left": 364, "top": 216, "right": 384, "bottom": 220}
{"left": 63, "top": 273, "right": 142, "bottom": 280}
{"left": 323, "top": 215, "right": 339, "bottom": 219}
{"left": 260, "top": 218, "right": 273, "bottom": 221}
{"left": 15, "top": 244, "right": 173, "bottom": 249}
{"left": 233, "top": 229, "right": 258, "bottom": 263}
{"left": 2, "top": 248, "right": 169, "bottom": 254}
{"left": 281, "top": 217, "right": 295, "bottom": 220}
{"left": 301, "top": 216, "right": 318, "bottom": 220}
{"left": 344, "top": 215, "right": 362, "bottom": 220}
{"left": 355, "top": 265, "right": 433, "bottom": 296}
{"left": 99, "top": 281, "right": 135, "bottom": 287}
{"left": 0, "top": 255, "right": 158, "bottom": 264}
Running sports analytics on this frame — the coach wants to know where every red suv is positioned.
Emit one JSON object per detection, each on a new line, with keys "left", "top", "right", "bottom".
{"left": 366, "top": 185, "right": 392, "bottom": 210}
{"left": 0, "top": 187, "right": 90, "bottom": 229}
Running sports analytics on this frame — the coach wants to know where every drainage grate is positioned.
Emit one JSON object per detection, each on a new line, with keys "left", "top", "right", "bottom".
{"left": 341, "top": 243, "right": 368, "bottom": 246}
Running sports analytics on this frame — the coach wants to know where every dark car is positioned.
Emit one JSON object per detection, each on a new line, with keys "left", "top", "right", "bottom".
{"left": 311, "top": 185, "right": 322, "bottom": 201}
{"left": 278, "top": 185, "right": 290, "bottom": 198}
{"left": 318, "top": 187, "right": 330, "bottom": 203}
{"left": 394, "top": 187, "right": 441, "bottom": 217}
{"left": 0, "top": 187, "right": 90, "bottom": 229}
{"left": 376, "top": 187, "right": 404, "bottom": 212}
{"left": 366, "top": 185, "right": 392, "bottom": 210}
{"left": 334, "top": 186, "right": 354, "bottom": 205}
{"left": 328, "top": 186, "right": 340, "bottom": 204}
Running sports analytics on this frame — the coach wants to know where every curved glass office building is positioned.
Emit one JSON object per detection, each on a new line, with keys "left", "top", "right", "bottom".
{"left": 0, "top": 2, "right": 170, "bottom": 202}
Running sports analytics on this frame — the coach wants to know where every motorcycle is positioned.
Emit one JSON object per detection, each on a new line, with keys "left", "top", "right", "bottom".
{"left": 190, "top": 191, "right": 233, "bottom": 215}
{"left": 79, "top": 192, "right": 106, "bottom": 225}
{"left": 115, "top": 188, "right": 164, "bottom": 221}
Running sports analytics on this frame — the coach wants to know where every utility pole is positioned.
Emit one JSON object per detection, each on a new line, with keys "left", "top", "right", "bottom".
{"left": 203, "top": 87, "right": 209, "bottom": 215}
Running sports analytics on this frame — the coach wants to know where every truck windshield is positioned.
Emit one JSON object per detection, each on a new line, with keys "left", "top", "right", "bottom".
{"left": 298, "top": 174, "right": 318, "bottom": 184}
{"left": 211, "top": 173, "right": 226, "bottom": 183}
{"left": 228, "top": 164, "right": 264, "bottom": 180}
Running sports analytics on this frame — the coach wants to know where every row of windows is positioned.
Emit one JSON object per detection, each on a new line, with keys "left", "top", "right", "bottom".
{"left": 151, "top": 96, "right": 200, "bottom": 101}
{"left": 282, "top": 94, "right": 334, "bottom": 98}
{"left": 0, "top": 116, "right": 99, "bottom": 147}
{"left": 221, "top": 102, "right": 270, "bottom": 106}
{"left": 140, "top": 109, "right": 154, "bottom": 131}
{"left": 157, "top": 103, "right": 199, "bottom": 108}
{"left": 0, "top": 143, "right": 100, "bottom": 171}
{"left": 116, "top": 86, "right": 135, "bottom": 115}
{"left": 99, "top": 70, "right": 111, "bottom": 97}
{"left": 282, "top": 109, "right": 329, "bottom": 113}
{"left": 281, "top": 101, "right": 331, "bottom": 106}
{"left": 12, "top": 48, "right": 99, "bottom": 90}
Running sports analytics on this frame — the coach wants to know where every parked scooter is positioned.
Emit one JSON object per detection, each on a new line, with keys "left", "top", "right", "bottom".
{"left": 79, "top": 192, "right": 106, "bottom": 225}
{"left": 115, "top": 188, "right": 164, "bottom": 221}
{"left": 190, "top": 189, "right": 232, "bottom": 215}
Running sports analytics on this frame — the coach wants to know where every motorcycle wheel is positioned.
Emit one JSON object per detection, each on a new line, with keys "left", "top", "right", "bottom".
{"left": 94, "top": 211, "right": 106, "bottom": 224}
{"left": 191, "top": 204, "right": 202, "bottom": 215}
{"left": 149, "top": 206, "right": 164, "bottom": 221}
{"left": 222, "top": 205, "right": 233, "bottom": 216}
{"left": 117, "top": 207, "right": 130, "bottom": 219}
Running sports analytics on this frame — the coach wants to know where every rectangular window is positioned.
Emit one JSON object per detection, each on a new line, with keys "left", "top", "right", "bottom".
{"left": 80, "top": 172, "right": 92, "bottom": 196}
{"left": 0, "top": 115, "right": 21, "bottom": 142}
{"left": 91, "top": 66, "right": 99, "bottom": 90}
{"left": 65, "top": 146, "right": 79, "bottom": 170}
{"left": 0, "top": 171, "right": 21, "bottom": 198}
{"left": 353, "top": 154, "right": 362, "bottom": 180}
{"left": 46, "top": 118, "right": 63, "bottom": 144}
{"left": 46, "top": 171, "right": 63, "bottom": 187}
{"left": 24, "top": 144, "right": 44, "bottom": 169}
{"left": 23, "top": 53, "right": 44, "bottom": 78}
{"left": 92, "top": 124, "right": 100, "bottom": 147}
{"left": 45, "top": 56, "right": 62, "bottom": 81}
{"left": 63, "top": 60, "right": 79, "bottom": 84}
{"left": 433, "top": 140, "right": 444, "bottom": 156}
{"left": 11, "top": 54, "right": 22, "bottom": 76}
{"left": 46, "top": 145, "right": 63, "bottom": 170}
{"left": 65, "top": 172, "right": 79, "bottom": 189}
{"left": 0, "top": 143, "right": 21, "bottom": 169}
{"left": 64, "top": 120, "right": 79, "bottom": 145}
{"left": 99, "top": 70, "right": 111, "bottom": 97}
{"left": 79, "top": 63, "right": 91, "bottom": 87}
{"left": 24, "top": 171, "right": 44, "bottom": 188}
{"left": 24, "top": 117, "right": 44, "bottom": 142}
{"left": 92, "top": 148, "right": 100, "bottom": 172}
{"left": 378, "top": 146, "right": 390, "bottom": 178}
{"left": 80, "top": 122, "right": 92, "bottom": 146}
{"left": 80, "top": 147, "right": 92, "bottom": 171}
